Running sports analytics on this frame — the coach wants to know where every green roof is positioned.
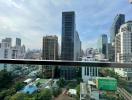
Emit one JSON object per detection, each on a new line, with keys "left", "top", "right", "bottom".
{"left": 97, "top": 77, "right": 117, "bottom": 91}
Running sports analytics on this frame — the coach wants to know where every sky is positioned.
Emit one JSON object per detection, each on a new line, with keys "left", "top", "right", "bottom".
{"left": 0, "top": 0, "right": 132, "bottom": 50}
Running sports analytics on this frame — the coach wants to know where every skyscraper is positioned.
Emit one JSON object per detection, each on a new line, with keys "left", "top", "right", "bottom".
{"left": 110, "top": 14, "right": 125, "bottom": 61}
{"left": 61, "top": 11, "right": 75, "bottom": 60}
{"left": 98, "top": 34, "right": 108, "bottom": 59}
{"left": 16, "top": 38, "right": 21, "bottom": 47}
{"left": 115, "top": 21, "right": 132, "bottom": 80}
{"left": 110, "top": 14, "right": 125, "bottom": 44}
{"left": 42, "top": 35, "right": 58, "bottom": 78}
{"left": 74, "top": 31, "right": 81, "bottom": 60}
{"left": 108, "top": 43, "right": 115, "bottom": 61}
{"left": 61, "top": 11, "right": 81, "bottom": 80}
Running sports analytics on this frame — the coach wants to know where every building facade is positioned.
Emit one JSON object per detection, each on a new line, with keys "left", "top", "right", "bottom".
{"left": 61, "top": 11, "right": 81, "bottom": 80}
{"left": 115, "top": 21, "right": 132, "bottom": 80}
{"left": 82, "top": 57, "right": 98, "bottom": 82}
{"left": 16, "top": 38, "right": 21, "bottom": 47}
{"left": 108, "top": 43, "right": 115, "bottom": 61}
{"left": 110, "top": 14, "right": 125, "bottom": 44}
{"left": 110, "top": 14, "right": 125, "bottom": 61}
{"left": 0, "top": 38, "right": 26, "bottom": 71}
{"left": 61, "top": 11, "right": 75, "bottom": 60}
{"left": 42, "top": 35, "right": 58, "bottom": 78}
{"left": 98, "top": 34, "right": 108, "bottom": 59}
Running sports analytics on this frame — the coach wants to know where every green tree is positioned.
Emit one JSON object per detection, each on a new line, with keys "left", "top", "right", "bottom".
{"left": 0, "top": 88, "right": 16, "bottom": 100}
{"left": 76, "top": 85, "right": 80, "bottom": 97}
{"left": 37, "top": 89, "right": 52, "bottom": 100}
{"left": 36, "top": 82, "right": 40, "bottom": 87}
{"left": 14, "top": 82, "right": 25, "bottom": 91}
{"left": 57, "top": 78, "right": 65, "bottom": 88}
{"left": 10, "top": 93, "right": 25, "bottom": 100}
{"left": 66, "top": 82, "right": 77, "bottom": 89}
{"left": 52, "top": 88, "right": 61, "bottom": 97}
{"left": 0, "top": 70, "right": 13, "bottom": 89}
{"left": 76, "top": 78, "right": 83, "bottom": 84}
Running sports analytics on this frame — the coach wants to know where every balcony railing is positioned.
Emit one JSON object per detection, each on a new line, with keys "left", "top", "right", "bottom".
{"left": 0, "top": 59, "right": 132, "bottom": 68}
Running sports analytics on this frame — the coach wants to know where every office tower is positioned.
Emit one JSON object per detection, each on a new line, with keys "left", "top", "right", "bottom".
{"left": 108, "top": 43, "right": 115, "bottom": 61}
{"left": 61, "top": 11, "right": 75, "bottom": 60}
{"left": 98, "top": 34, "right": 108, "bottom": 59}
{"left": 110, "top": 14, "right": 125, "bottom": 44}
{"left": 42, "top": 35, "right": 58, "bottom": 78}
{"left": 110, "top": 14, "right": 125, "bottom": 61}
{"left": 115, "top": 21, "right": 132, "bottom": 80}
{"left": 74, "top": 31, "right": 81, "bottom": 60}
{"left": 16, "top": 38, "right": 21, "bottom": 47}
{"left": 61, "top": 11, "right": 81, "bottom": 80}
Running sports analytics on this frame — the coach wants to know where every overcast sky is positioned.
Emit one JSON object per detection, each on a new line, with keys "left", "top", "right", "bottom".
{"left": 0, "top": 0, "right": 132, "bottom": 50}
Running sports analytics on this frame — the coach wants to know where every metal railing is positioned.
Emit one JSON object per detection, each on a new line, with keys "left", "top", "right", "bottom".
{"left": 0, "top": 59, "right": 132, "bottom": 68}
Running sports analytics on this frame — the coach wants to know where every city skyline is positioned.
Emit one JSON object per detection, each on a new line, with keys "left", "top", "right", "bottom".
{"left": 0, "top": 0, "right": 132, "bottom": 50}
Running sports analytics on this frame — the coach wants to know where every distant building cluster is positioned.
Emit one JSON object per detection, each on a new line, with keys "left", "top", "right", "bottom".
{"left": 0, "top": 38, "right": 26, "bottom": 71}
{"left": 1, "top": 11, "right": 131, "bottom": 81}
{"left": 0, "top": 38, "right": 25, "bottom": 59}
{"left": 108, "top": 14, "right": 132, "bottom": 80}
{"left": 25, "top": 49, "right": 41, "bottom": 60}
{"left": 41, "top": 11, "right": 132, "bottom": 81}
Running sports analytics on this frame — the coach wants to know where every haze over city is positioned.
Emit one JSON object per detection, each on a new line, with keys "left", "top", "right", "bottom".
{"left": 0, "top": 0, "right": 132, "bottom": 49}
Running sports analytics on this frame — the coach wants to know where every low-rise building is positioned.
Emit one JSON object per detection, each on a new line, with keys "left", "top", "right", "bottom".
{"left": 82, "top": 57, "right": 98, "bottom": 82}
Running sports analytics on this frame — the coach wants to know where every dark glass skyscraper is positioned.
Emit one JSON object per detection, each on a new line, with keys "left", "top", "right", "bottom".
{"left": 61, "top": 11, "right": 75, "bottom": 60}
{"left": 110, "top": 14, "right": 125, "bottom": 43}
{"left": 98, "top": 34, "right": 108, "bottom": 59}
{"left": 61, "top": 11, "right": 81, "bottom": 80}
{"left": 16, "top": 38, "right": 21, "bottom": 47}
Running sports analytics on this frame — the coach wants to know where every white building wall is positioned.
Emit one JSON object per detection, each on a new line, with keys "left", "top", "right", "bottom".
{"left": 0, "top": 38, "right": 26, "bottom": 71}
{"left": 115, "top": 21, "right": 132, "bottom": 80}
{"left": 82, "top": 57, "right": 98, "bottom": 82}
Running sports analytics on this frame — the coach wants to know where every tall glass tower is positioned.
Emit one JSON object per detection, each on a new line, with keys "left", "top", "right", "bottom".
{"left": 110, "top": 14, "right": 125, "bottom": 44}
{"left": 61, "top": 11, "right": 75, "bottom": 60}
{"left": 61, "top": 11, "right": 81, "bottom": 80}
{"left": 110, "top": 14, "right": 125, "bottom": 61}
{"left": 98, "top": 34, "right": 108, "bottom": 59}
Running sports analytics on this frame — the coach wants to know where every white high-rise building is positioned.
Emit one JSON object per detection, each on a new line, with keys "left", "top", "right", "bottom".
{"left": 0, "top": 38, "right": 26, "bottom": 71}
{"left": 82, "top": 57, "right": 98, "bottom": 82}
{"left": 115, "top": 21, "right": 132, "bottom": 80}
